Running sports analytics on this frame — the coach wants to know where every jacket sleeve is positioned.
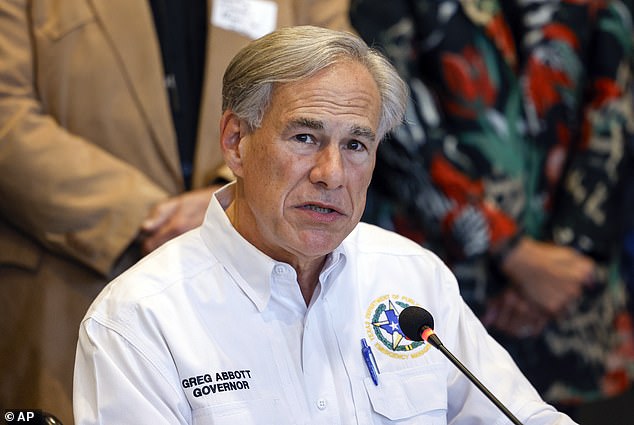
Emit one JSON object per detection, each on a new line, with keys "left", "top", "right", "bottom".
{"left": 0, "top": 0, "right": 167, "bottom": 275}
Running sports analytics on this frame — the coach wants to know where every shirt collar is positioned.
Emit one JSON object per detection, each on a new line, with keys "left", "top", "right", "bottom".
{"left": 320, "top": 244, "right": 346, "bottom": 292}
{"left": 200, "top": 184, "right": 275, "bottom": 311}
{"left": 200, "top": 183, "right": 348, "bottom": 310}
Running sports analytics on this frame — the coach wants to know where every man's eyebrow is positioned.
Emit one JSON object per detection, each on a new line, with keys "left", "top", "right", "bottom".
{"left": 287, "top": 117, "right": 324, "bottom": 131}
{"left": 350, "top": 125, "right": 376, "bottom": 141}
{"left": 286, "top": 118, "right": 376, "bottom": 141}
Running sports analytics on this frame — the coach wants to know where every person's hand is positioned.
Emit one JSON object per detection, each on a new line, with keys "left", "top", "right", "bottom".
{"left": 482, "top": 287, "right": 550, "bottom": 338}
{"left": 500, "top": 237, "right": 596, "bottom": 317}
{"left": 139, "top": 186, "right": 219, "bottom": 255}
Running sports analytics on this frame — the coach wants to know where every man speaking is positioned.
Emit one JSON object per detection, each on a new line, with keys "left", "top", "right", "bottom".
{"left": 74, "top": 26, "right": 576, "bottom": 424}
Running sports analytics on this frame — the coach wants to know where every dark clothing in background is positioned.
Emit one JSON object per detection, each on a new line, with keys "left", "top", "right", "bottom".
{"left": 149, "top": 0, "right": 207, "bottom": 189}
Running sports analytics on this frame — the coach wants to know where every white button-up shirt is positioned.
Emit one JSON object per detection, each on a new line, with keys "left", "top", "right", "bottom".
{"left": 74, "top": 185, "right": 576, "bottom": 424}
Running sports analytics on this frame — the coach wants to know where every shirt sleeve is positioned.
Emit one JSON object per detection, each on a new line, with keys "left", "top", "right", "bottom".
{"left": 430, "top": 257, "right": 577, "bottom": 425}
{"left": 352, "top": 0, "right": 523, "bottom": 263}
{"left": 74, "top": 317, "right": 191, "bottom": 425}
{"left": 537, "top": 2, "right": 633, "bottom": 258}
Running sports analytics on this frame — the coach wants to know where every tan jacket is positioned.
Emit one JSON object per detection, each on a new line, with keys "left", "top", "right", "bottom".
{"left": 0, "top": 0, "right": 350, "bottom": 422}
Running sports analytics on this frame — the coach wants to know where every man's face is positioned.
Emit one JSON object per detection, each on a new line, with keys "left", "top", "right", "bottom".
{"left": 225, "top": 60, "right": 381, "bottom": 266}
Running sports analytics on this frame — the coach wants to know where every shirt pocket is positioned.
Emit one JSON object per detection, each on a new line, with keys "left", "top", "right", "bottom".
{"left": 364, "top": 364, "right": 447, "bottom": 424}
{"left": 191, "top": 398, "right": 288, "bottom": 425}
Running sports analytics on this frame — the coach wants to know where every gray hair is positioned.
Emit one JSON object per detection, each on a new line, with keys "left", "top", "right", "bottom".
{"left": 222, "top": 26, "right": 408, "bottom": 140}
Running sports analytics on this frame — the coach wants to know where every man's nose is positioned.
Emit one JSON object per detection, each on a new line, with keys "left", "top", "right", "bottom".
{"left": 309, "top": 144, "right": 345, "bottom": 188}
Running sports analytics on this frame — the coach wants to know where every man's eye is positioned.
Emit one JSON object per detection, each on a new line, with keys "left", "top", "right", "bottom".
{"left": 346, "top": 140, "right": 366, "bottom": 151}
{"left": 294, "top": 134, "right": 314, "bottom": 144}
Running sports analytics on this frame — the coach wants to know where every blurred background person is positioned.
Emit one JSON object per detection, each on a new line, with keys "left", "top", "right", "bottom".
{"left": 350, "top": 0, "right": 634, "bottom": 422}
{"left": 623, "top": 55, "right": 634, "bottom": 317}
{"left": 0, "top": 1, "right": 351, "bottom": 423}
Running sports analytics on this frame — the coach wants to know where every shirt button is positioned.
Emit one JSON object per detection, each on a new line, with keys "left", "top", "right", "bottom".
{"left": 274, "top": 265, "right": 286, "bottom": 275}
{"left": 316, "top": 398, "right": 327, "bottom": 410}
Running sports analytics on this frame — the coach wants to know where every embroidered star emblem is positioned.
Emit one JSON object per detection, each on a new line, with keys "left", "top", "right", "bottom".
{"left": 372, "top": 300, "right": 406, "bottom": 349}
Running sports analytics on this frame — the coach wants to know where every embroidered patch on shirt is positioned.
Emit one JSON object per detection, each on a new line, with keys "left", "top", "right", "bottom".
{"left": 365, "top": 295, "right": 431, "bottom": 359}
{"left": 181, "top": 370, "right": 253, "bottom": 398}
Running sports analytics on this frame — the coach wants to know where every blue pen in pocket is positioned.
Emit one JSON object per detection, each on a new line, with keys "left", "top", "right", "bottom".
{"left": 361, "top": 338, "right": 380, "bottom": 385}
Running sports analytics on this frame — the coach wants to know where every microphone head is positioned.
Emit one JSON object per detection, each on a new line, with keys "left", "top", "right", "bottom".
{"left": 398, "top": 306, "right": 434, "bottom": 342}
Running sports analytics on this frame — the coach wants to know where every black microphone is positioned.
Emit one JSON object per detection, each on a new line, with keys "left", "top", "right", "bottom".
{"left": 398, "top": 306, "right": 523, "bottom": 425}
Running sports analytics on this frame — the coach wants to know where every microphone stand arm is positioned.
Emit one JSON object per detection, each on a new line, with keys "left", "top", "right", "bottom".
{"left": 427, "top": 333, "right": 523, "bottom": 425}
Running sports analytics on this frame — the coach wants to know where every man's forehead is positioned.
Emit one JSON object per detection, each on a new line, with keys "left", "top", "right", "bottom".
{"left": 266, "top": 62, "right": 381, "bottom": 135}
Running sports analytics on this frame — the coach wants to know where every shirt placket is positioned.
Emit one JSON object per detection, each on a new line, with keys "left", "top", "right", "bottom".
{"left": 302, "top": 297, "right": 343, "bottom": 424}
{"left": 266, "top": 263, "right": 313, "bottom": 424}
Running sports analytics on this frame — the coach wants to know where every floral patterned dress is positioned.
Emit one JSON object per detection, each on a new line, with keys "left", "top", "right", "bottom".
{"left": 351, "top": 0, "right": 634, "bottom": 404}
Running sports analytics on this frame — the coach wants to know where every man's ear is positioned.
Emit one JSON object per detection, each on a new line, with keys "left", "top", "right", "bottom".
{"left": 219, "top": 110, "right": 246, "bottom": 178}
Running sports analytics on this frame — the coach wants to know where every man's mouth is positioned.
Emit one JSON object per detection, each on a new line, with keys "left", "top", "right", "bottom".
{"left": 304, "top": 204, "right": 336, "bottom": 214}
